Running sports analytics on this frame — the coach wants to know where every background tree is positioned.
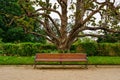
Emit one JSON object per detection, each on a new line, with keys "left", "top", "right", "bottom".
{"left": 0, "top": 0, "right": 46, "bottom": 43}
{"left": 97, "top": 1, "right": 120, "bottom": 43}
{"left": 15, "top": 0, "right": 120, "bottom": 51}
{"left": 97, "top": 33, "right": 120, "bottom": 43}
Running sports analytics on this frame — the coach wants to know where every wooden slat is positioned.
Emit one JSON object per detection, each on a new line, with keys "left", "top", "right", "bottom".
{"left": 36, "top": 59, "right": 87, "bottom": 62}
{"left": 35, "top": 53, "right": 87, "bottom": 60}
{"left": 36, "top": 54, "right": 61, "bottom": 59}
{"left": 61, "top": 54, "right": 86, "bottom": 59}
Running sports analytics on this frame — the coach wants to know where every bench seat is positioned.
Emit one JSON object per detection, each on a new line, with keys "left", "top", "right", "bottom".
{"left": 35, "top": 59, "right": 87, "bottom": 62}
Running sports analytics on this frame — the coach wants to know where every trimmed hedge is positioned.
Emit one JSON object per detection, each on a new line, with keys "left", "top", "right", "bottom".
{"left": 0, "top": 43, "right": 57, "bottom": 56}
{"left": 75, "top": 43, "right": 120, "bottom": 56}
{"left": 77, "top": 42, "right": 98, "bottom": 56}
{"left": 0, "top": 42, "right": 120, "bottom": 56}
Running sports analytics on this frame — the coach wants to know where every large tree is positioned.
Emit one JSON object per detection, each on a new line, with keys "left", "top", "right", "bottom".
{"left": 16, "top": 0, "right": 120, "bottom": 51}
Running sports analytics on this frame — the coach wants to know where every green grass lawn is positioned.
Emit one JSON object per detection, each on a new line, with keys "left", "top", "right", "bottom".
{"left": 0, "top": 56, "right": 34, "bottom": 65}
{"left": 89, "top": 56, "right": 120, "bottom": 65}
{"left": 0, "top": 56, "right": 120, "bottom": 65}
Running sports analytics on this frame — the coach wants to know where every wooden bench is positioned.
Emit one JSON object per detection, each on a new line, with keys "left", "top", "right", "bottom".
{"left": 34, "top": 53, "right": 88, "bottom": 68}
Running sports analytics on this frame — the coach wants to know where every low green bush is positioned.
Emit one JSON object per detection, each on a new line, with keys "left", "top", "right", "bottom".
{"left": 111, "top": 43, "right": 120, "bottom": 56}
{"left": 0, "top": 44, "right": 3, "bottom": 55}
{"left": 0, "top": 50, "right": 3, "bottom": 55}
{"left": 1, "top": 43, "right": 57, "bottom": 56}
{"left": 75, "top": 42, "right": 120, "bottom": 56}
{"left": 96, "top": 43, "right": 120, "bottom": 56}
{"left": 0, "top": 42, "right": 120, "bottom": 56}
{"left": 80, "top": 42, "right": 98, "bottom": 56}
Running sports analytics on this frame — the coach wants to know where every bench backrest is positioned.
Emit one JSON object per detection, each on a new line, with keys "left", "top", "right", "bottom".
{"left": 35, "top": 54, "right": 61, "bottom": 59}
{"left": 35, "top": 53, "right": 87, "bottom": 59}
{"left": 61, "top": 54, "right": 87, "bottom": 59}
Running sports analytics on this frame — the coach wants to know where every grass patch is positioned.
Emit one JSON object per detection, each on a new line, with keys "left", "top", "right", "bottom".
{"left": 0, "top": 56, "right": 34, "bottom": 65}
{"left": 0, "top": 56, "right": 120, "bottom": 65}
{"left": 88, "top": 56, "right": 120, "bottom": 65}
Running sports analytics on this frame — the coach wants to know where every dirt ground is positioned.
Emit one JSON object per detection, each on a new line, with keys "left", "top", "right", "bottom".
{"left": 0, "top": 65, "right": 120, "bottom": 80}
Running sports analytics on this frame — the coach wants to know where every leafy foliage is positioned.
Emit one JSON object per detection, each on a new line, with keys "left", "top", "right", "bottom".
{"left": 97, "top": 33, "right": 120, "bottom": 43}
{"left": 0, "top": 0, "right": 46, "bottom": 43}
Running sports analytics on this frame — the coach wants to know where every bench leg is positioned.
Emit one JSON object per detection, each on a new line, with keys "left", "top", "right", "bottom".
{"left": 85, "top": 61, "right": 88, "bottom": 69}
{"left": 60, "top": 61, "right": 62, "bottom": 65}
{"left": 34, "top": 61, "right": 37, "bottom": 69}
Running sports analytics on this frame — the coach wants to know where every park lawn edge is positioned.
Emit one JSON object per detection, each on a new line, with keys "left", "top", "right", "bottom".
{"left": 0, "top": 56, "right": 120, "bottom": 65}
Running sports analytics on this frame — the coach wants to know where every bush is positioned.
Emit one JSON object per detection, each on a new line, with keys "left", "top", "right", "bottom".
{"left": 0, "top": 50, "right": 3, "bottom": 55}
{"left": 75, "top": 42, "right": 120, "bottom": 56}
{"left": 1, "top": 43, "right": 57, "bottom": 56}
{"left": 96, "top": 43, "right": 120, "bottom": 56}
{"left": 111, "top": 43, "right": 120, "bottom": 56}
{"left": 0, "top": 42, "right": 120, "bottom": 56}
{"left": 97, "top": 43, "right": 110, "bottom": 56}
{"left": 76, "top": 42, "right": 98, "bottom": 56}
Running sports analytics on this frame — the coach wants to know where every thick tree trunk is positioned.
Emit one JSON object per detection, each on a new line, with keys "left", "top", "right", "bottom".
{"left": 56, "top": 0, "right": 69, "bottom": 52}
{"left": 56, "top": 41, "right": 71, "bottom": 53}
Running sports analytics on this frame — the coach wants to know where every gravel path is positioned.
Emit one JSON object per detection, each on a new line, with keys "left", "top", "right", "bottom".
{"left": 0, "top": 65, "right": 120, "bottom": 80}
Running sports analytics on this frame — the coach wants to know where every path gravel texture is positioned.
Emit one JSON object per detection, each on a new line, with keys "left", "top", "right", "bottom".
{"left": 0, "top": 65, "right": 120, "bottom": 80}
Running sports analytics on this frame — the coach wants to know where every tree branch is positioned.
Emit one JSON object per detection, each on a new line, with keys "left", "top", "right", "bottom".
{"left": 19, "top": 1, "right": 61, "bottom": 44}
{"left": 35, "top": 8, "right": 62, "bottom": 19}
{"left": 34, "top": 18, "right": 46, "bottom": 26}
{"left": 94, "top": 0, "right": 110, "bottom": 4}
{"left": 83, "top": 2, "right": 106, "bottom": 25}
{"left": 33, "top": 13, "right": 61, "bottom": 37}
{"left": 29, "top": 31, "right": 54, "bottom": 43}
{"left": 86, "top": 27, "right": 120, "bottom": 33}
{"left": 57, "top": 0, "right": 67, "bottom": 7}
{"left": 57, "top": 0, "right": 62, "bottom": 5}
{"left": 69, "top": 1, "right": 106, "bottom": 39}
{"left": 78, "top": 34, "right": 104, "bottom": 37}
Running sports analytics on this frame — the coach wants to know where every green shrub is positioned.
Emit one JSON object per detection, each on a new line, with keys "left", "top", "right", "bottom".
{"left": 0, "top": 50, "right": 3, "bottom": 55}
{"left": 0, "top": 43, "right": 3, "bottom": 55}
{"left": 74, "top": 42, "right": 120, "bottom": 56}
{"left": 97, "top": 43, "right": 120, "bottom": 56}
{"left": 80, "top": 42, "right": 98, "bottom": 56}
{"left": 75, "top": 42, "right": 98, "bottom": 56}
{"left": 0, "top": 42, "right": 120, "bottom": 56}
{"left": 2, "top": 43, "right": 16, "bottom": 56}
{"left": 110, "top": 43, "right": 120, "bottom": 56}
{"left": 1, "top": 43, "right": 57, "bottom": 56}
{"left": 97, "top": 43, "right": 110, "bottom": 56}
